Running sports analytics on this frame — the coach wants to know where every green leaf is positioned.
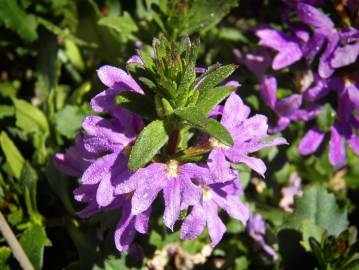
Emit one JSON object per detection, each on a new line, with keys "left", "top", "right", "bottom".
{"left": 64, "top": 39, "right": 85, "bottom": 71}
{"left": 301, "top": 220, "right": 324, "bottom": 251}
{"left": 0, "top": 0, "right": 38, "bottom": 42}
{"left": 0, "top": 246, "right": 11, "bottom": 269}
{"left": 13, "top": 99, "right": 49, "bottom": 134}
{"left": 0, "top": 131, "right": 25, "bottom": 179}
{"left": 129, "top": 120, "right": 169, "bottom": 170}
{"left": 115, "top": 92, "right": 156, "bottom": 119}
{"left": 196, "top": 85, "right": 236, "bottom": 114}
{"left": 0, "top": 105, "right": 15, "bottom": 119}
{"left": 0, "top": 81, "right": 20, "bottom": 98}
{"left": 98, "top": 12, "right": 138, "bottom": 40}
{"left": 54, "top": 105, "right": 88, "bottom": 139}
{"left": 283, "top": 186, "right": 348, "bottom": 236}
{"left": 317, "top": 104, "right": 336, "bottom": 133}
{"left": 20, "top": 225, "right": 51, "bottom": 270}
{"left": 197, "top": 64, "right": 237, "bottom": 98}
{"left": 200, "top": 119, "right": 233, "bottom": 146}
{"left": 174, "top": 107, "right": 208, "bottom": 127}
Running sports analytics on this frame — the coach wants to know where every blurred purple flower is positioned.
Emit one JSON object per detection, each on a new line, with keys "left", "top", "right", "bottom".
{"left": 248, "top": 214, "right": 278, "bottom": 260}
{"left": 279, "top": 172, "right": 303, "bottom": 212}
{"left": 260, "top": 75, "right": 321, "bottom": 133}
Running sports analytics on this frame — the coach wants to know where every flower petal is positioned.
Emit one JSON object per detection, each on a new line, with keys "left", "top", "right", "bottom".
{"left": 260, "top": 76, "right": 277, "bottom": 109}
{"left": 296, "top": 3, "right": 334, "bottom": 33}
{"left": 208, "top": 149, "right": 237, "bottom": 182}
{"left": 97, "top": 65, "right": 143, "bottom": 93}
{"left": 131, "top": 163, "right": 167, "bottom": 215}
{"left": 221, "top": 93, "right": 250, "bottom": 130}
{"left": 205, "top": 200, "right": 226, "bottom": 247}
{"left": 96, "top": 173, "right": 115, "bottom": 207}
{"left": 275, "top": 94, "right": 302, "bottom": 117}
{"left": 114, "top": 205, "right": 136, "bottom": 252}
{"left": 134, "top": 207, "right": 151, "bottom": 234}
{"left": 81, "top": 153, "right": 118, "bottom": 185}
{"left": 163, "top": 178, "right": 181, "bottom": 230}
{"left": 180, "top": 176, "right": 201, "bottom": 210}
{"left": 180, "top": 206, "right": 206, "bottom": 240}
{"left": 331, "top": 43, "right": 359, "bottom": 68}
{"left": 329, "top": 125, "right": 346, "bottom": 166}
{"left": 298, "top": 127, "right": 325, "bottom": 155}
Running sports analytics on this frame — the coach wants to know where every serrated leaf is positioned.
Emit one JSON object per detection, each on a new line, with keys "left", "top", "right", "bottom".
{"left": 54, "top": 105, "right": 88, "bottom": 139}
{"left": 115, "top": 92, "right": 156, "bottom": 119}
{"left": 13, "top": 99, "right": 49, "bottom": 134}
{"left": 301, "top": 220, "right": 324, "bottom": 251}
{"left": 0, "top": 131, "right": 25, "bottom": 179}
{"left": 197, "top": 64, "right": 237, "bottom": 98}
{"left": 0, "top": 0, "right": 38, "bottom": 42}
{"left": 283, "top": 186, "right": 348, "bottom": 236}
{"left": 200, "top": 119, "right": 233, "bottom": 146}
{"left": 20, "top": 225, "right": 51, "bottom": 270}
{"left": 174, "top": 107, "right": 208, "bottom": 127}
{"left": 129, "top": 120, "right": 169, "bottom": 170}
{"left": 196, "top": 85, "right": 236, "bottom": 114}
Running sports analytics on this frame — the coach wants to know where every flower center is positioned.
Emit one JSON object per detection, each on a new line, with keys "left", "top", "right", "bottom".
{"left": 166, "top": 160, "right": 179, "bottom": 178}
{"left": 201, "top": 185, "right": 212, "bottom": 201}
{"left": 209, "top": 137, "right": 228, "bottom": 149}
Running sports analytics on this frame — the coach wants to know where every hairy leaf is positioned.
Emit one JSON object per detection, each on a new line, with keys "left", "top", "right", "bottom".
{"left": 196, "top": 85, "right": 236, "bottom": 114}
{"left": 129, "top": 120, "right": 169, "bottom": 170}
{"left": 174, "top": 107, "right": 208, "bottom": 127}
{"left": 200, "top": 119, "right": 233, "bottom": 146}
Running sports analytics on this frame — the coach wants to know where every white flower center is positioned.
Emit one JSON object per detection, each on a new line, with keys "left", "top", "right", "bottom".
{"left": 201, "top": 185, "right": 213, "bottom": 201}
{"left": 165, "top": 160, "right": 179, "bottom": 178}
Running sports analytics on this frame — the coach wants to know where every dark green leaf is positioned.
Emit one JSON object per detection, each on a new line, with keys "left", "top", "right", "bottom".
{"left": 200, "top": 119, "right": 233, "bottom": 146}
{"left": 283, "top": 186, "right": 348, "bottom": 236}
{"left": 0, "top": 0, "right": 38, "bottom": 42}
{"left": 197, "top": 64, "right": 237, "bottom": 98}
{"left": 0, "top": 131, "right": 25, "bottom": 179}
{"left": 174, "top": 107, "right": 208, "bottom": 127}
{"left": 98, "top": 12, "right": 138, "bottom": 40}
{"left": 115, "top": 92, "right": 156, "bottom": 119}
{"left": 20, "top": 225, "right": 51, "bottom": 270}
{"left": 129, "top": 120, "right": 169, "bottom": 170}
{"left": 196, "top": 85, "right": 236, "bottom": 114}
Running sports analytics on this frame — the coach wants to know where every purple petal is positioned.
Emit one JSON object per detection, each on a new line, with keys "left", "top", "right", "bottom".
{"left": 81, "top": 153, "right": 118, "bottom": 185}
{"left": 114, "top": 205, "right": 136, "bottom": 252}
{"left": 272, "top": 47, "right": 303, "bottom": 70}
{"left": 83, "top": 136, "right": 124, "bottom": 155}
{"left": 73, "top": 184, "right": 97, "bottom": 202}
{"left": 163, "top": 178, "right": 181, "bottom": 230}
{"left": 97, "top": 65, "right": 143, "bottom": 93}
{"left": 96, "top": 173, "right": 115, "bottom": 207}
{"left": 53, "top": 153, "right": 83, "bottom": 177}
{"left": 208, "top": 150, "right": 236, "bottom": 182}
{"left": 275, "top": 94, "right": 302, "bottom": 117}
{"left": 331, "top": 43, "right": 359, "bottom": 68}
{"left": 126, "top": 55, "right": 144, "bottom": 66}
{"left": 260, "top": 76, "right": 277, "bottom": 109}
{"left": 134, "top": 207, "right": 151, "bottom": 234}
{"left": 180, "top": 206, "right": 206, "bottom": 240}
{"left": 296, "top": 3, "right": 334, "bottom": 33}
{"left": 318, "top": 34, "right": 340, "bottom": 78}
{"left": 303, "top": 32, "right": 326, "bottom": 63}
{"left": 221, "top": 194, "right": 249, "bottom": 224}
{"left": 245, "top": 137, "right": 288, "bottom": 153}
{"left": 221, "top": 93, "right": 250, "bottom": 130}
{"left": 90, "top": 88, "right": 120, "bottom": 113}
{"left": 269, "top": 117, "right": 290, "bottom": 133}
{"left": 180, "top": 176, "right": 201, "bottom": 209}
{"left": 205, "top": 200, "right": 226, "bottom": 247}
{"left": 347, "top": 133, "right": 359, "bottom": 156}
{"left": 131, "top": 163, "right": 167, "bottom": 215}
{"left": 298, "top": 127, "right": 325, "bottom": 155}
{"left": 347, "top": 83, "right": 359, "bottom": 110}
{"left": 180, "top": 163, "right": 211, "bottom": 184}
{"left": 329, "top": 125, "right": 346, "bottom": 166}
{"left": 230, "top": 155, "right": 267, "bottom": 177}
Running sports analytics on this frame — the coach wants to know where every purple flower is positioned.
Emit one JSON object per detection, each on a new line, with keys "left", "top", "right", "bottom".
{"left": 116, "top": 160, "right": 206, "bottom": 230}
{"left": 260, "top": 75, "right": 322, "bottom": 133}
{"left": 279, "top": 172, "right": 303, "bottom": 212}
{"left": 248, "top": 214, "right": 278, "bottom": 260}
{"left": 256, "top": 28, "right": 303, "bottom": 70}
{"left": 208, "top": 93, "right": 287, "bottom": 178}
{"left": 181, "top": 179, "right": 249, "bottom": 247}
{"left": 299, "top": 76, "right": 359, "bottom": 166}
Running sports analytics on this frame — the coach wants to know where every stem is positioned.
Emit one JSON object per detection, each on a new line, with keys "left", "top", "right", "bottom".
{"left": 167, "top": 129, "right": 180, "bottom": 155}
{"left": 0, "top": 211, "right": 34, "bottom": 270}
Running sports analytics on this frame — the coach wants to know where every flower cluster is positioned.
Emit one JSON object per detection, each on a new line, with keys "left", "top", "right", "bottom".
{"left": 238, "top": 2, "right": 359, "bottom": 167}
{"left": 55, "top": 37, "right": 286, "bottom": 253}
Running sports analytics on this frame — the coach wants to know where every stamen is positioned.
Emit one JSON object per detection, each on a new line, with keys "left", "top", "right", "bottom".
{"left": 165, "top": 160, "right": 179, "bottom": 178}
